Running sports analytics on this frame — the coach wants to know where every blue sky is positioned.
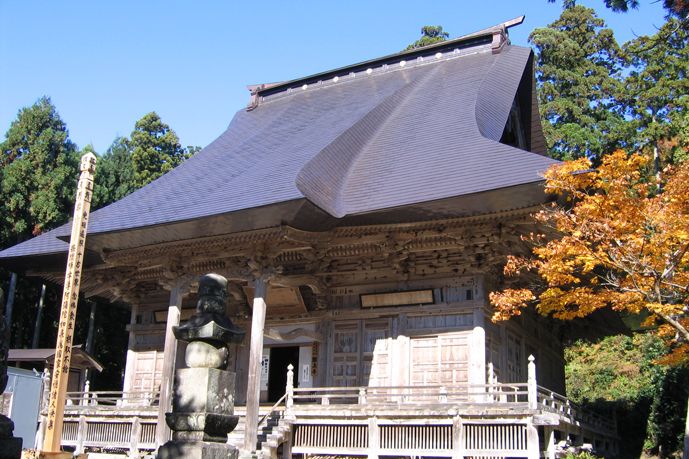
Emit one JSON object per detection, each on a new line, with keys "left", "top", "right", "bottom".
{"left": 0, "top": 1, "right": 667, "bottom": 153}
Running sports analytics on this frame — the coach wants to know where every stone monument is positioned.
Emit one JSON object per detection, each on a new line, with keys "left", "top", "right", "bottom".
{"left": 158, "top": 273, "right": 246, "bottom": 459}
{"left": 0, "top": 287, "right": 22, "bottom": 459}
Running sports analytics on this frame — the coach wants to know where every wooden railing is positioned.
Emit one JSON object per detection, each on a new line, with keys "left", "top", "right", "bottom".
{"left": 536, "top": 386, "right": 617, "bottom": 434}
{"left": 47, "top": 358, "right": 616, "bottom": 456}
{"left": 290, "top": 383, "right": 530, "bottom": 406}
{"left": 285, "top": 355, "right": 616, "bottom": 436}
{"left": 61, "top": 413, "right": 158, "bottom": 455}
{"left": 35, "top": 390, "right": 160, "bottom": 455}
{"left": 64, "top": 390, "right": 160, "bottom": 411}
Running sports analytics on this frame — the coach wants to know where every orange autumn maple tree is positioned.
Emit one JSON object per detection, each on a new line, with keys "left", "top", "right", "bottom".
{"left": 490, "top": 150, "right": 689, "bottom": 362}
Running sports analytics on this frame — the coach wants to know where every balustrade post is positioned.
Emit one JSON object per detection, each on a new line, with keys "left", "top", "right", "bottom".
{"left": 34, "top": 369, "right": 51, "bottom": 449}
{"left": 129, "top": 416, "right": 142, "bottom": 458}
{"left": 286, "top": 363, "right": 295, "bottom": 420}
{"left": 526, "top": 418, "right": 540, "bottom": 459}
{"left": 545, "top": 426, "right": 556, "bottom": 459}
{"left": 358, "top": 387, "right": 367, "bottom": 405}
{"left": 367, "top": 417, "right": 379, "bottom": 459}
{"left": 527, "top": 355, "right": 537, "bottom": 410}
{"left": 82, "top": 380, "right": 90, "bottom": 406}
{"left": 76, "top": 415, "right": 87, "bottom": 454}
{"left": 487, "top": 363, "right": 495, "bottom": 401}
{"left": 452, "top": 416, "right": 465, "bottom": 459}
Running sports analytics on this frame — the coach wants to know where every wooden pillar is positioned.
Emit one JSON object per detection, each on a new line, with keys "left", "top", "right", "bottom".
{"left": 155, "top": 283, "right": 184, "bottom": 447}
{"left": 75, "top": 415, "right": 87, "bottom": 454}
{"left": 4, "top": 272, "right": 17, "bottom": 334}
{"left": 244, "top": 276, "right": 268, "bottom": 453}
{"left": 285, "top": 363, "right": 295, "bottom": 420}
{"left": 42, "top": 152, "right": 96, "bottom": 453}
{"left": 83, "top": 301, "right": 97, "bottom": 389}
{"left": 469, "top": 325, "right": 486, "bottom": 402}
{"left": 32, "top": 284, "right": 47, "bottom": 349}
{"left": 528, "top": 355, "right": 537, "bottom": 409}
{"left": 545, "top": 427, "right": 556, "bottom": 459}
{"left": 122, "top": 303, "right": 139, "bottom": 393}
{"left": 367, "top": 417, "right": 379, "bottom": 459}
{"left": 85, "top": 301, "right": 97, "bottom": 354}
{"left": 130, "top": 416, "right": 142, "bottom": 458}
{"left": 452, "top": 416, "right": 465, "bottom": 459}
{"left": 526, "top": 419, "right": 540, "bottom": 459}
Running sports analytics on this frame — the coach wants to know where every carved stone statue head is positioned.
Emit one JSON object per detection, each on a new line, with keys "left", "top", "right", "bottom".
{"left": 174, "top": 273, "right": 245, "bottom": 345}
{"left": 196, "top": 273, "right": 228, "bottom": 315}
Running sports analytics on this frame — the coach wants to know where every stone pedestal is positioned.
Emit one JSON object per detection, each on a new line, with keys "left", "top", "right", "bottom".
{"left": 0, "top": 427, "right": 22, "bottom": 459}
{"left": 158, "top": 441, "right": 238, "bottom": 459}
{"left": 156, "top": 274, "right": 244, "bottom": 459}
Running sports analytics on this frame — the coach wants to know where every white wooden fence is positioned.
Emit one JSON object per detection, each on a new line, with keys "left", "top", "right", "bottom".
{"left": 45, "top": 357, "right": 616, "bottom": 457}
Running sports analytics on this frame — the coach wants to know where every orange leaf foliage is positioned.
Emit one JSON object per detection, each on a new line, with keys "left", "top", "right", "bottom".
{"left": 491, "top": 150, "right": 689, "bottom": 361}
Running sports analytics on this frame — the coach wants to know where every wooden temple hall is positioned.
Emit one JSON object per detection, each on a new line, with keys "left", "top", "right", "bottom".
{"left": 0, "top": 18, "right": 618, "bottom": 459}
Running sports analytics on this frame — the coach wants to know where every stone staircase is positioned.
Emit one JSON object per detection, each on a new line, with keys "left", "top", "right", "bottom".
{"left": 228, "top": 408, "right": 293, "bottom": 459}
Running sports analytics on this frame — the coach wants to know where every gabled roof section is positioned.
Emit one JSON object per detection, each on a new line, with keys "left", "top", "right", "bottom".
{"left": 0, "top": 17, "right": 556, "bottom": 262}
{"left": 9, "top": 345, "right": 104, "bottom": 372}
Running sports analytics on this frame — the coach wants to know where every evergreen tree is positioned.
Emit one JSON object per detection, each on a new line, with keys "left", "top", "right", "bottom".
{"left": 92, "top": 137, "right": 135, "bottom": 209}
{"left": 406, "top": 26, "right": 449, "bottom": 50}
{"left": 0, "top": 97, "right": 79, "bottom": 246}
{"left": 618, "top": 18, "right": 689, "bottom": 164}
{"left": 530, "top": 6, "right": 625, "bottom": 160}
{"left": 129, "top": 112, "right": 190, "bottom": 189}
{"left": 549, "top": 0, "right": 689, "bottom": 23}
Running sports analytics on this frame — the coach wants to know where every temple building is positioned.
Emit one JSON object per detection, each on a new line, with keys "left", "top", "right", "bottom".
{"left": 0, "top": 18, "right": 617, "bottom": 459}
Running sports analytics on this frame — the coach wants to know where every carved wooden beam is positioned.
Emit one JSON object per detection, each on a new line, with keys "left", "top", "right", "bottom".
{"left": 271, "top": 274, "right": 326, "bottom": 294}
{"left": 264, "top": 327, "right": 323, "bottom": 342}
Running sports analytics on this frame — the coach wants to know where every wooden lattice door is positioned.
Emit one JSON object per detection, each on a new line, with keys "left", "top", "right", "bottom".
{"left": 409, "top": 333, "right": 469, "bottom": 386}
{"left": 131, "top": 350, "right": 164, "bottom": 392}
{"left": 331, "top": 319, "right": 391, "bottom": 387}
{"left": 331, "top": 322, "right": 359, "bottom": 387}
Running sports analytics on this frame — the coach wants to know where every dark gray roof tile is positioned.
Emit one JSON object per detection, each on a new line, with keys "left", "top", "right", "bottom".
{"left": 0, "top": 41, "right": 556, "bottom": 261}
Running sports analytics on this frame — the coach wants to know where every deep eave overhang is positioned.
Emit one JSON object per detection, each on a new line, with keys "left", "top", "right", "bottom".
{"left": 0, "top": 179, "right": 552, "bottom": 273}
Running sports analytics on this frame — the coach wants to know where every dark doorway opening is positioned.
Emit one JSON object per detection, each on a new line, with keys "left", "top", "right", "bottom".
{"left": 268, "top": 346, "right": 299, "bottom": 402}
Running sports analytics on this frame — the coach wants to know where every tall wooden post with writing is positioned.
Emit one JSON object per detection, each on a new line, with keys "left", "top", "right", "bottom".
{"left": 42, "top": 152, "right": 97, "bottom": 454}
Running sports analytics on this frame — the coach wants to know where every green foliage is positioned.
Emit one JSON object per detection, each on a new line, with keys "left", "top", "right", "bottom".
{"left": 566, "top": 334, "right": 664, "bottom": 404}
{"left": 563, "top": 452, "right": 600, "bottom": 459}
{"left": 534, "top": 7, "right": 689, "bottom": 164}
{"left": 566, "top": 334, "right": 689, "bottom": 456}
{"left": 0, "top": 97, "right": 79, "bottom": 247}
{"left": 618, "top": 18, "right": 689, "bottom": 163}
{"left": 529, "top": 6, "right": 625, "bottom": 160}
{"left": 92, "top": 137, "right": 135, "bottom": 209}
{"left": 547, "top": 0, "right": 689, "bottom": 21}
{"left": 406, "top": 25, "right": 449, "bottom": 51}
{"left": 92, "top": 114, "right": 199, "bottom": 209}
{"left": 645, "top": 365, "right": 689, "bottom": 456}
{"left": 129, "top": 112, "right": 190, "bottom": 189}
{"left": 0, "top": 100, "right": 199, "bottom": 390}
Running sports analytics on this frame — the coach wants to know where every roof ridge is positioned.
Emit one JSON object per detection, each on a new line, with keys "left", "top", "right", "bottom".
{"left": 246, "top": 16, "right": 525, "bottom": 108}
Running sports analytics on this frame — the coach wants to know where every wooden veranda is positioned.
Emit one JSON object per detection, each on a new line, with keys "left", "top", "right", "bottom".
{"left": 48, "top": 358, "right": 617, "bottom": 458}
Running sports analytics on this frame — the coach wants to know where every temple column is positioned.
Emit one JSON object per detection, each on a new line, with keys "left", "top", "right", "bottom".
{"left": 156, "top": 276, "right": 193, "bottom": 447}
{"left": 122, "top": 302, "right": 139, "bottom": 394}
{"left": 469, "top": 317, "right": 486, "bottom": 402}
{"left": 243, "top": 275, "right": 268, "bottom": 454}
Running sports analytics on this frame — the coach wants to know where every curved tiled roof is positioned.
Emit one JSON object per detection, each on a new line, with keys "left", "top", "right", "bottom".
{"left": 0, "top": 30, "right": 557, "bottom": 262}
